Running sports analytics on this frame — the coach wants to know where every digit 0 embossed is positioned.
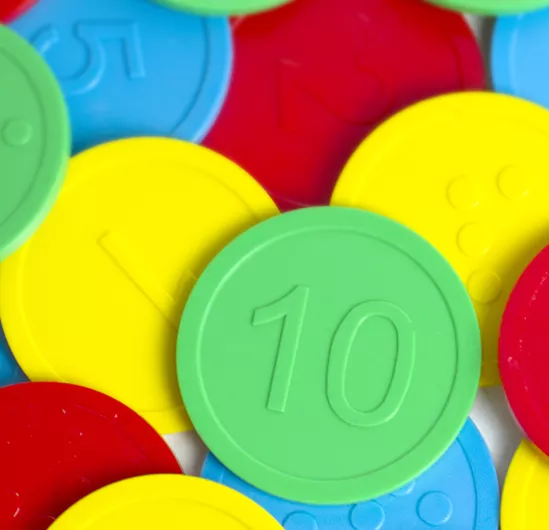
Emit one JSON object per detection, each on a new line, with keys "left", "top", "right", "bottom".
{"left": 254, "top": 290, "right": 415, "bottom": 426}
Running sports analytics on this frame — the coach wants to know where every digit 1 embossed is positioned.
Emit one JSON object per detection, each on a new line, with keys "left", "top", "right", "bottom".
{"left": 327, "top": 301, "right": 415, "bottom": 427}
{"left": 253, "top": 286, "right": 309, "bottom": 413}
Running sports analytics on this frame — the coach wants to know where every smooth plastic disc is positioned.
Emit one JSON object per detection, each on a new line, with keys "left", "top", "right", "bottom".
{"left": 0, "top": 382, "right": 181, "bottom": 530}
{"left": 202, "top": 418, "right": 499, "bottom": 529}
{"left": 0, "top": 25, "right": 69, "bottom": 260}
{"left": 492, "top": 10, "right": 549, "bottom": 110}
{"left": 155, "top": 0, "right": 291, "bottom": 15}
{"left": 0, "top": 0, "right": 35, "bottom": 22}
{"left": 203, "top": 0, "right": 484, "bottom": 211}
{"left": 332, "top": 92, "right": 549, "bottom": 387}
{"left": 11, "top": 0, "right": 232, "bottom": 153}
{"left": 0, "top": 138, "right": 278, "bottom": 434}
{"left": 179, "top": 207, "right": 480, "bottom": 504}
{"left": 0, "top": 324, "right": 25, "bottom": 386}
{"left": 501, "top": 441, "right": 549, "bottom": 529}
{"left": 499, "top": 245, "right": 549, "bottom": 455}
{"left": 49, "top": 475, "right": 283, "bottom": 529}
{"left": 427, "top": 0, "right": 547, "bottom": 15}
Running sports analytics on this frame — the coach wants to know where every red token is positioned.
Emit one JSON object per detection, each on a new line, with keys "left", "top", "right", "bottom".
{"left": 500, "top": 245, "right": 549, "bottom": 456}
{"left": 204, "top": 0, "right": 485, "bottom": 211}
{"left": 0, "top": 0, "right": 36, "bottom": 22}
{"left": 0, "top": 383, "right": 181, "bottom": 529}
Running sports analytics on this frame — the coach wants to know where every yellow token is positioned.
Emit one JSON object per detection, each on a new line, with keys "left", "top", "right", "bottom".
{"left": 48, "top": 474, "right": 283, "bottom": 529}
{"left": 0, "top": 138, "right": 278, "bottom": 434}
{"left": 332, "top": 92, "right": 549, "bottom": 387}
{"left": 501, "top": 440, "right": 549, "bottom": 529}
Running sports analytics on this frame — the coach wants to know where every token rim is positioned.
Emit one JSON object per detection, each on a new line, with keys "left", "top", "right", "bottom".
{"left": 154, "top": 0, "right": 291, "bottom": 15}
{"left": 427, "top": 0, "right": 547, "bottom": 15}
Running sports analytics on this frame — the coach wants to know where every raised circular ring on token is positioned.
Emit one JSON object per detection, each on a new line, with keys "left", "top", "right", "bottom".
{"left": 492, "top": 10, "right": 549, "bottom": 111}
{"left": 426, "top": 0, "right": 545, "bottom": 14}
{"left": 0, "top": 138, "right": 278, "bottom": 435}
{"left": 332, "top": 92, "right": 549, "bottom": 387}
{"left": 154, "top": 0, "right": 291, "bottom": 15}
{"left": 0, "top": 25, "right": 69, "bottom": 260}
{"left": 0, "top": 382, "right": 181, "bottom": 530}
{"left": 202, "top": 418, "right": 499, "bottom": 529}
{"left": 178, "top": 207, "right": 480, "bottom": 504}
{"left": 499, "top": 245, "right": 549, "bottom": 456}
{"left": 0, "top": 0, "right": 36, "bottom": 22}
{"left": 11, "top": 0, "right": 232, "bottom": 153}
{"left": 501, "top": 441, "right": 549, "bottom": 529}
{"left": 48, "top": 475, "right": 283, "bottom": 529}
{"left": 203, "top": 0, "right": 484, "bottom": 211}
{"left": 0, "top": 324, "right": 26, "bottom": 386}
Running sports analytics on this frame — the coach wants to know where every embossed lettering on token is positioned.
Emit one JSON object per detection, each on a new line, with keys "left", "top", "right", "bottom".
{"left": 11, "top": 0, "right": 232, "bottom": 153}
{"left": 178, "top": 207, "right": 480, "bottom": 504}
{"left": 0, "top": 138, "right": 278, "bottom": 435}
{"left": 0, "top": 382, "right": 181, "bottom": 530}
{"left": 0, "top": 25, "right": 69, "bottom": 259}
{"left": 203, "top": 0, "right": 484, "bottom": 210}
{"left": 332, "top": 92, "right": 549, "bottom": 387}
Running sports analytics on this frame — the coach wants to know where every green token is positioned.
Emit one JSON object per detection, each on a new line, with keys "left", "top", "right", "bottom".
{"left": 0, "top": 26, "right": 69, "bottom": 260}
{"left": 178, "top": 207, "right": 481, "bottom": 504}
{"left": 154, "top": 0, "right": 291, "bottom": 15}
{"left": 426, "top": 0, "right": 542, "bottom": 14}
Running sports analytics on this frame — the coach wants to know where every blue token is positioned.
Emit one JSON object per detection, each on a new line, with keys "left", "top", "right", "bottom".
{"left": 201, "top": 419, "right": 499, "bottom": 529}
{"left": 492, "top": 11, "right": 549, "bottom": 110}
{"left": 0, "top": 324, "right": 26, "bottom": 386}
{"left": 11, "top": 0, "right": 232, "bottom": 153}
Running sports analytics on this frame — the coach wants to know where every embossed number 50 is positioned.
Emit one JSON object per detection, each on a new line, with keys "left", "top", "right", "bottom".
{"left": 253, "top": 287, "right": 416, "bottom": 427}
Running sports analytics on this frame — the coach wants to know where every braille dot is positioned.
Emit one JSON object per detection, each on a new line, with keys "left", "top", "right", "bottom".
{"left": 457, "top": 223, "right": 492, "bottom": 257}
{"left": 468, "top": 269, "right": 502, "bottom": 304}
{"left": 350, "top": 502, "right": 385, "bottom": 530}
{"left": 283, "top": 511, "right": 318, "bottom": 530}
{"left": 3, "top": 120, "right": 32, "bottom": 147}
{"left": 447, "top": 177, "right": 479, "bottom": 210}
{"left": 497, "top": 166, "right": 529, "bottom": 200}
{"left": 417, "top": 492, "right": 453, "bottom": 526}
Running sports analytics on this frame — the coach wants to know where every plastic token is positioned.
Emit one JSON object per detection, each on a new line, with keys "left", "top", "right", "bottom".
{"left": 202, "top": 418, "right": 499, "bottom": 529}
{"left": 0, "top": 25, "right": 69, "bottom": 260}
{"left": 0, "top": 325, "right": 25, "bottom": 386}
{"left": 492, "top": 11, "right": 549, "bottom": 110}
{"left": 499, "top": 245, "right": 549, "bottom": 455}
{"left": 427, "top": 0, "right": 547, "bottom": 15}
{"left": 0, "top": 138, "right": 278, "bottom": 435}
{"left": 203, "top": 0, "right": 484, "bottom": 211}
{"left": 501, "top": 441, "right": 549, "bottom": 529}
{"left": 11, "top": 0, "right": 232, "bottom": 153}
{"left": 0, "top": 0, "right": 35, "bottom": 22}
{"left": 178, "top": 207, "right": 480, "bottom": 504}
{"left": 49, "top": 475, "right": 283, "bottom": 529}
{"left": 332, "top": 92, "right": 549, "bottom": 387}
{"left": 155, "top": 0, "right": 291, "bottom": 15}
{"left": 0, "top": 382, "right": 181, "bottom": 530}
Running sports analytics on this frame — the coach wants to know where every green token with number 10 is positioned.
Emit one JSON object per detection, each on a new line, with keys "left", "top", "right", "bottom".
{"left": 178, "top": 207, "right": 480, "bottom": 504}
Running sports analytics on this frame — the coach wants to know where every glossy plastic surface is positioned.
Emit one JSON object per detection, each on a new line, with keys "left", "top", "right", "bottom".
{"left": 0, "top": 0, "right": 35, "bottom": 22}
{"left": 0, "top": 324, "right": 25, "bottom": 386}
{"left": 155, "top": 0, "right": 291, "bottom": 15}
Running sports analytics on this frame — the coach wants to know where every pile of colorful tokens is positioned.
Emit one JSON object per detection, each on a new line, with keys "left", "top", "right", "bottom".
{"left": 3, "top": 0, "right": 549, "bottom": 527}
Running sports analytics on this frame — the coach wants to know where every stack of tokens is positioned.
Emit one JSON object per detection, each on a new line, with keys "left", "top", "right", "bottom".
{"left": 0, "top": 0, "right": 547, "bottom": 527}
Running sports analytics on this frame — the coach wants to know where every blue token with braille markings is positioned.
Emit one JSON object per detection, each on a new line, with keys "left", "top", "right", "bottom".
{"left": 201, "top": 419, "right": 499, "bottom": 529}
{"left": 11, "top": 0, "right": 232, "bottom": 153}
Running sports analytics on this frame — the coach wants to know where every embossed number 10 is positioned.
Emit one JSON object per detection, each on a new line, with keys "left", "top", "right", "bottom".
{"left": 253, "top": 287, "right": 416, "bottom": 427}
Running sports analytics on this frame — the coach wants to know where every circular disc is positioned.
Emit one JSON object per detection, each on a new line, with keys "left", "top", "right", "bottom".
{"left": 0, "top": 138, "right": 278, "bottom": 434}
{"left": 11, "top": 0, "right": 232, "bottom": 153}
{"left": 499, "top": 245, "right": 549, "bottom": 455}
{"left": 0, "top": 0, "right": 35, "bottom": 22}
{"left": 332, "top": 92, "right": 549, "bottom": 387}
{"left": 49, "top": 475, "right": 283, "bottom": 529}
{"left": 202, "top": 418, "right": 499, "bottom": 529}
{"left": 155, "top": 0, "right": 291, "bottom": 15}
{"left": 203, "top": 0, "right": 484, "bottom": 211}
{"left": 0, "top": 382, "right": 181, "bottom": 530}
{"left": 501, "top": 441, "right": 549, "bottom": 529}
{"left": 492, "top": 10, "right": 549, "bottom": 110}
{"left": 426, "top": 0, "right": 547, "bottom": 15}
{"left": 0, "top": 324, "right": 25, "bottom": 386}
{"left": 0, "top": 25, "right": 69, "bottom": 260}
{"left": 178, "top": 207, "right": 480, "bottom": 504}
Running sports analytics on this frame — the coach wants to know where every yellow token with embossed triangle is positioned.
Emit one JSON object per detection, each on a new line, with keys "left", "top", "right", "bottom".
{"left": 0, "top": 138, "right": 278, "bottom": 434}
{"left": 332, "top": 92, "right": 549, "bottom": 387}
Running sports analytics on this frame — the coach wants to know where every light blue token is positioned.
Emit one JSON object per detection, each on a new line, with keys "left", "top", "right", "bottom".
{"left": 201, "top": 419, "right": 499, "bottom": 529}
{"left": 11, "top": 0, "right": 232, "bottom": 153}
{"left": 0, "top": 325, "right": 26, "bottom": 386}
{"left": 492, "top": 11, "right": 549, "bottom": 110}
